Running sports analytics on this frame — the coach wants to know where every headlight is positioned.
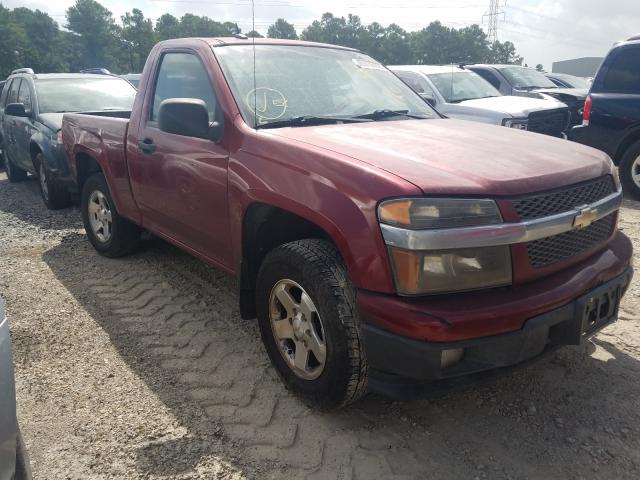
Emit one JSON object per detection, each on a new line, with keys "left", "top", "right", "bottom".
{"left": 379, "top": 198, "right": 512, "bottom": 295}
{"left": 388, "top": 245, "right": 512, "bottom": 295}
{"left": 503, "top": 118, "right": 528, "bottom": 130}
{"left": 379, "top": 198, "right": 502, "bottom": 230}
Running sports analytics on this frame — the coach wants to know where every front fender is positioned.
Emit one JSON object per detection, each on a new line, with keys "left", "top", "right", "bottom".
{"left": 0, "top": 300, "right": 18, "bottom": 480}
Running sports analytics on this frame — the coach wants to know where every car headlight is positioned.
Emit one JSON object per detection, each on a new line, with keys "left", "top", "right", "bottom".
{"left": 379, "top": 198, "right": 512, "bottom": 295}
{"left": 502, "top": 118, "right": 528, "bottom": 130}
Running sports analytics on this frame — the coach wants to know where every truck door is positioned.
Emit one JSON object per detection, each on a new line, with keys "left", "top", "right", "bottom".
{"left": 14, "top": 79, "right": 36, "bottom": 170}
{"left": 128, "top": 50, "right": 233, "bottom": 268}
{"left": 2, "top": 79, "right": 21, "bottom": 166}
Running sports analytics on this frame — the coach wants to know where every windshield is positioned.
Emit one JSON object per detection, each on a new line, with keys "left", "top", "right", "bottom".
{"left": 35, "top": 78, "right": 137, "bottom": 113}
{"left": 556, "top": 74, "right": 591, "bottom": 89}
{"left": 427, "top": 71, "right": 501, "bottom": 103}
{"left": 497, "top": 66, "right": 558, "bottom": 90}
{"left": 214, "top": 45, "right": 437, "bottom": 127}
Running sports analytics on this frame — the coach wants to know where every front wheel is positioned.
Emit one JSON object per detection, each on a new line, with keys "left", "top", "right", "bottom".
{"left": 4, "top": 153, "right": 27, "bottom": 182}
{"left": 81, "top": 172, "right": 141, "bottom": 257}
{"left": 36, "top": 153, "right": 70, "bottom": 209}
{"left": 620, "top": 140, "right": 640, "bottom": 200}
{"left": 256, "top": 239, "right": 368, "bottom": 410}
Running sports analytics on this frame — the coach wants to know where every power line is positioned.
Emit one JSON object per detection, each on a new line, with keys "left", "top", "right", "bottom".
{"left": 482, "top": 0, "right": 505, "bottom": 43}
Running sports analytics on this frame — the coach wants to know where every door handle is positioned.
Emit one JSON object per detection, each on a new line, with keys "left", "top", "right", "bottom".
{"left": 138, "top": 138, "right": 156, "bottom": 154}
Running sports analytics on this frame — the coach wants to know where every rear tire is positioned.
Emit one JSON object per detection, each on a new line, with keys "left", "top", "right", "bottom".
{"left": 5, "top": 153, "right": 27, "bottom": 183}
{"left": 81, "top": 172, "right": 141, "bottom": 257}
{"left": 619, "top": 140, "right": 640, "bottom": 200}
{"left": 36, "top": 153, "right": 70, "bottom": 210}
{"left": 256, "top": 239, "right": 368, "bottom": 410}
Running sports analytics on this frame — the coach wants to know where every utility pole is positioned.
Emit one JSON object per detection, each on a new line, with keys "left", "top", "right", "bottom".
{"left": 483, "top": 0, "right": 505, "bottom": 44}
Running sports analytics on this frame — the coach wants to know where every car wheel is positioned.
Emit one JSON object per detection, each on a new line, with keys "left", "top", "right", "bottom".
{"left": 14, "top": 427, "right": 32, "bottom": 480}
{"left": 4, "top": 153, "right": 28, "bottom": 183}
{"left": 36, "top": 153, "right": 70, "bottom": 210}
{"left": 81, "top": 172, "right": 141, "bottom": 257}
{"left": 256, "top": 239, "right": 368, "bottom": 410}
{"left": 619, "top": 140, "right": 640, "bottom": 200}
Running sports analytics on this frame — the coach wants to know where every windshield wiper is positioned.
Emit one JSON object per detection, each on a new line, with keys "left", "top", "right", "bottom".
{"left": 257, "top": 115, "right": 370, "bottom": 129}
{"left": 352, "top": 109, "right": 429, "bottom": 120}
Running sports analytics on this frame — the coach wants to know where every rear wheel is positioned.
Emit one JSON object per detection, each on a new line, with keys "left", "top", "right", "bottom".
{"left": 81, "top": 172, "right": 141, "bottom": 257}
{"left": 5, "top": 153, "right": 27, "bottom": 183}
{"left": 256, "top": 239, "right": 368, "bottom": 410}
{"left": 36, "top": 153, "right": 70, "bottom": 209}
{"left": 619, "top": 140, "right": 640, "bottom": 200}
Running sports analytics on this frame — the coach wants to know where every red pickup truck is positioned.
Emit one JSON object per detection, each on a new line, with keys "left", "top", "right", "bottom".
{"left": 62, "top": 38, "right": 632, "bottom": 409}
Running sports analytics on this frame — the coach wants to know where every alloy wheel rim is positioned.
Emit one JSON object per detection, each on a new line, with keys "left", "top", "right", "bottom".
{"left": 268, "top": 279, "right": 326, "bottom": 380}
{"left": 632, "top": 155, "right": 640, "bottom": 190}
{"left": 88, "top": 190, "right": 113, "bottom": 243}
{"left": 39, "top": 163, "right": 49, "bottom": 200}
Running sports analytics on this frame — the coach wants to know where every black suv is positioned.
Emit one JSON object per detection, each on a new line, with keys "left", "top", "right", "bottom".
{"left": 0, "top": 69, "right": 136, "bottom": 208}
{"left": 570, "top": 37, "right": 640, "bottom": 198}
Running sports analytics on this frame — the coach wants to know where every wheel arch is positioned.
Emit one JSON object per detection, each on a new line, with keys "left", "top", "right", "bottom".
{"left": 614, "top": 127, "right": 640, "bottom": 165}
{"left": 238, "top": 202, "right": 342, "bottom": 319}
{"left": 75, "top": 151, "right": 103, "bottom": 192}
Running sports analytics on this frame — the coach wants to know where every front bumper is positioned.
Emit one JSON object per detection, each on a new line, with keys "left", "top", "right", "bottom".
{"left": 362, "top": 268, "right": 632, "bottom": 383}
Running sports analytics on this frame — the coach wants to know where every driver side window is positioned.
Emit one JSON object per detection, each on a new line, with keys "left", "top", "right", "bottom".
{"left": 17, "top": 80, "right": 32, "bottom": 110}
{"left": 151, "top": 52, "right": 218, "bottom": 122}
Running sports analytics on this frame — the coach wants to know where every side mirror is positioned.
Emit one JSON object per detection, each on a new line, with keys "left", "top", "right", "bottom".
{"left": 158, "top": 98, "right": 223, "bottom": 142}
{"left": 420, "top": 94, "right": 436, "bottom": 107}
{"left": 5, "top": 103, "right": 29, "bottom": 117}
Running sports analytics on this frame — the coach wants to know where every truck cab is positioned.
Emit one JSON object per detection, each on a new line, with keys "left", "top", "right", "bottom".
{"left": 62, "top": 38, "right": 632, "bottom": 409}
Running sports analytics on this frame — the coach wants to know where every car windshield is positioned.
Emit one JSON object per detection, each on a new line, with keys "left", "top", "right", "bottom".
{"left": 35, "top": 78, "right": 137, "bottom": 113}
{"left": 427, "top": 71, "right": 501, "bottom": 103}
{"left": 214, "top": 45, "right": 437, "bottom": 127}
{"left": 497, "top": 66, "right": 558, "bottom": 90}
{"left": 555, "top": 75, "right": 591, "bottom": 89}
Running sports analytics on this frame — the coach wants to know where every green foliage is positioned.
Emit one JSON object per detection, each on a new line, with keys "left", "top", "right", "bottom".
{"left": 535, "top": 64, "right": 545, "bottom": 72}
{"left": 0, "top": 1, "right": 525, "bottom": 77}
{"left": 267, "top": 18, "right": 297, "bottom": 40}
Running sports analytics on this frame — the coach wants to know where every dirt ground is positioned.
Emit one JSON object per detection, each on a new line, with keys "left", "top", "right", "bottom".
{"left": 1, "top": 171, "right": 639, "bottom": 480}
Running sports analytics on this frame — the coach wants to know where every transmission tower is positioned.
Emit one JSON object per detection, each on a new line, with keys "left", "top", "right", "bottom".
{"left": 483, "top": 0, "right": 505, "bottom": 44}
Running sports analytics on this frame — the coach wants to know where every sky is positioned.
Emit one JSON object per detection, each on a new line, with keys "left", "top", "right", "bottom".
{"left": 4, "top": 0, "right": 639, "bottom": 69}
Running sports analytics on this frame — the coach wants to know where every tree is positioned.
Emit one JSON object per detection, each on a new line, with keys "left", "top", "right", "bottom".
{"left": 488, "top": 40, "right": 523, "bottom": 65}
{"left": 155, "top": 14, "right": 181, "bottom": 41}
{"left": 66, "top": 0, "right": 121, "bottom": 71}
{"left": 121, "top": 9, "right": 155, "bottom": 72}
{"left": 246, "top": 30, "right": 263, "bottom": 38}
{"left": 535, "top": 64, "right": 545, "bottom": 72}
{"left": 267, "top": 18, "right": 297, "bottom": 39}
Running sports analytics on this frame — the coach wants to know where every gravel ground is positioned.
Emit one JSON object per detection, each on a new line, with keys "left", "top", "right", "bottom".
{"left": 1, "top": 171, "right": 640, "bottom": 480}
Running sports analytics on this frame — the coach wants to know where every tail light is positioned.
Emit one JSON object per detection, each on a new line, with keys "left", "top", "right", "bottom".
{"left": 582, "top": 95, "right": 592, "bottom": 125}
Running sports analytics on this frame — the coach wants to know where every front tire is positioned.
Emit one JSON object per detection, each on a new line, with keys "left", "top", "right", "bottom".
{"left": 256, "top": 239, "right": 368, "bottom": 410}
{"left": 5, "top": 153, "right": 27, "bottom": 183}
{"left": 81, "top": 172, "right": 141, "bottom": 257}
{"left": 36, "top": 153, "right": 70, "bottom": 210}
{"left": 619, "top": 140, "right": 640, "bottom": 200}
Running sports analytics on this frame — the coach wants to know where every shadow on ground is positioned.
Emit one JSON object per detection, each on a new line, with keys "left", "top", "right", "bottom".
{"left": 41, "top": 231, "right": 640, "bottom": 479}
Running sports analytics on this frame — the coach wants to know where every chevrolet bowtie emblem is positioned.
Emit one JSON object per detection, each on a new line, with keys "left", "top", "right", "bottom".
{"left": 573, "top": 206, "right": 598, "bottom": 229}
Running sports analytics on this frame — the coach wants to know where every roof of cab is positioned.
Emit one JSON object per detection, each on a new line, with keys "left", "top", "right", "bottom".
{"left": 156, "top": 37, "right": 358, "bottom": 51}
{"left": 8, "top": 72, "right": 126, "bottom": 81}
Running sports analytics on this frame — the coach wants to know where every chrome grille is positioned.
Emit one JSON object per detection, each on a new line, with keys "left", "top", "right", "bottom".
{"left": 527, "top": 109, "right": 570, "bottom": 137}
{"left": 513, "top": 176, "right": 615, "bottom": 221}
{"left": 527, "top": 214, "right": 615, "bottom": 267}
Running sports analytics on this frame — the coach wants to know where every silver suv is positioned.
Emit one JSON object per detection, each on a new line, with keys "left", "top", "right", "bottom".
{"left": 0, "top": 299, "right": 31, "bottom": 480}
{"left": 390, "top": 65, "right": 571, "bottom": 138}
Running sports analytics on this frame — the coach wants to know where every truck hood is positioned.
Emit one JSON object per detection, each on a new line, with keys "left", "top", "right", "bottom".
{"left": 535, "top": 87, "right": 588, "bottom": 100}
{"left": 457, "top": 95, "right": 568, "bottom": 118}
{"left": 267, "top": 119, "right": 613, "bottom": 196}
{"left": 37, "top": 113, "right": 64, "bottom": 132}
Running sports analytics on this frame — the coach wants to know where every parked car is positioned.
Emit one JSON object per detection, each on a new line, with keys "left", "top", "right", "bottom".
{"left": 120, "top": 74, "right": 141, "bottom": 88}
{"left": 391, "top": 65, "right": 571, "bottom": 137}
{"left": 0, "top": 70, "right": 137, "bottom": 209}
{"left": 0, "top": 298, "right": 32, "bottom": 480}
{"left": 545, "top": 72, "right": 593, "bottom": 89}
{"left": 466, "top": 64, "right": 587, "bottom": 127}
{"left": 570, "top": 36, "right": 640, "bottom": 198}
{"left": 62, "top": 38, "right": 632, "bottom": 409}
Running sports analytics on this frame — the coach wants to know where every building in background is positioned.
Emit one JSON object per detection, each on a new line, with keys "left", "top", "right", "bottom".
{"left": 552, "top": 57, "right": 603, "bottom": 77}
